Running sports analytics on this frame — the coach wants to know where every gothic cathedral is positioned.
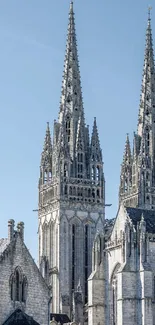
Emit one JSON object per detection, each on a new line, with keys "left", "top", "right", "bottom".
{"left": 38, "top": 2, "right": 105, "bottom": 321}
{"left": 38, "top": 3, "right": 155, "bottom": 325}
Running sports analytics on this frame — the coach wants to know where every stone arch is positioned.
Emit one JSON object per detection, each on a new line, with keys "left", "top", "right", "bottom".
{"left": 70, "top": 216, "right": 81, "bottom": 225}
{"left": 83, "top": 216, "right": 95, "bottom": 226}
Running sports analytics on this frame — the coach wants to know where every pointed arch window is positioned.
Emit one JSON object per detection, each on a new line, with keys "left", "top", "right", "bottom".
{"left": 49, "top": 170, "right": 52, "bottom": 182}
{"left": 10, "top": 268, "right": 28, "bottom": 303}
{"left": 96, "top": 166, "right": 100, "bottom": 182}
{"left": 92, "top": 188, "right": 95, "bottom": 199}
{"left": 91, "top": 166, "right": 95, "bottom": 181}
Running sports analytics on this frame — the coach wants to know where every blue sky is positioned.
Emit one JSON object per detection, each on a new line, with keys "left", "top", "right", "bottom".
{"left": 0, "top": 0, "right": 154, "bottom": 262}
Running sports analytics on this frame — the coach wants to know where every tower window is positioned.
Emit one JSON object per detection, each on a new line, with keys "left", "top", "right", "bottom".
{"left": 44, "top": 170, "right": 47, "bottom": 184}
{"left": 96, "top": 166, "right": 100, "bottom": 182}
{"left": 92, "top": 189, "right": 95, "bottom": 199}
{"left": 91, "top": 166, "right": 95, "bottom": 181}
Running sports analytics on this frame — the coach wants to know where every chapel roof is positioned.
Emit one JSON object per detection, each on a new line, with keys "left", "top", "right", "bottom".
{"left": 126, "top": 207, "right": 155, "bottom": 233}
{"left": 2, "top": 309, "right": 40, "bottom": 325}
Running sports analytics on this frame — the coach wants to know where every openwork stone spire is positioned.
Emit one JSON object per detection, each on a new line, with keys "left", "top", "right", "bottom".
{"left": 137, "top": 9, "right": 155, "bottom": 137}
{"left": 119, "top": 11, "right": 155, "bottom": 209}
{"left": 59, "top": 1, "right": 84, "bottom": 124}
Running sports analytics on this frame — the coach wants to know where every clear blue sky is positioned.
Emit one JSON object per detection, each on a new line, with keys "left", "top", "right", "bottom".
{"left": 0, "top": 0, "right": 154, "bottom": 262}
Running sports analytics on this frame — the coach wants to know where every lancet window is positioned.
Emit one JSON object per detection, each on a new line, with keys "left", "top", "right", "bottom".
{"left": 44, "top": 170, "right": 48, "bottom": 184}
{"left": 10, "top": 267, "right": 28, "bottom": 303}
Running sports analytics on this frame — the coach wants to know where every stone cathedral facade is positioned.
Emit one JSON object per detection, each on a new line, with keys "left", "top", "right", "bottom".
{"left": 37, "top": 3, "right": 155, "bottom": 325}
{"left": 2, "top": 2, "right": 155, "bottom": 325}
{"left": 38, "top": 2, "right": 105, "bottom": 322}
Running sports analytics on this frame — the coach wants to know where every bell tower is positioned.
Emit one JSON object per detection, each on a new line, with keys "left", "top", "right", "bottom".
{"left": 38, "top": 2, "right": 105, "bottom": 320}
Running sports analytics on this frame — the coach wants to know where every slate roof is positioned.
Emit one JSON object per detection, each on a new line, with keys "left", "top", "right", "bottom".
{"left": 126, "top": 207, "right": 155, "bottom": 233}
{"left": 0, "top": 238, "right": 8, "bottom": 255}
{"left": 2, "top": 309, "right": 40, "bottom": 325}
{"left": 50, "top": 313, "right": 70, "bottom": 324}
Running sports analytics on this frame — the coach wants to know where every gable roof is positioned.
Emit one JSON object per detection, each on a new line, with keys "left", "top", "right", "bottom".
{"left": 2, "top": 309, "right": 40, "bottom": 325}
{"left": 126, "top": 207, "right": 155, "bottom": 233}
{"left": 0, "top": 232, "right": 49, "bottom": 294}
{"left": 50, "top": 313, "right": 70, "bottom": 324}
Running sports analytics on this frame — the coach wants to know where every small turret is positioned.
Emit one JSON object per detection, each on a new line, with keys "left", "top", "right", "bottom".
{"left": 39, "top": 122, "right": 52, "bottom": 186}
{"left": 17, "top": 222, "right": 24, "bottom": 241}
{"left": 119, "top": 134, "right": 132, "bottom": 205}
{"left": 72, "top": 280, "right": 83, "bottom": 324}
{"left": 90, "top": 118, "right": 104, "bottom": 203}
{"left": 8, "top": 219, "right": 15, "bottom": 243}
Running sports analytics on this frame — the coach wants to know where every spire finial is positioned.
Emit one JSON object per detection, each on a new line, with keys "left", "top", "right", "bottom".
{"left": 70, "top": 1, "right": 73, "bottom": 11}
{"left": 148, "top": 6, "right": 152, "bottom": 21}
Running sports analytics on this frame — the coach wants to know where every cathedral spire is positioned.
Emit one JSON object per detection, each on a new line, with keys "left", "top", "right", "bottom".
{"left": 119, "top": 11, "right": 155, "bottom": 209}
{"left": 58, "top": 1, "right": 84, "bottom": 125}
{"left": 137, "top": 9, "right": 155, "bottom": 137}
